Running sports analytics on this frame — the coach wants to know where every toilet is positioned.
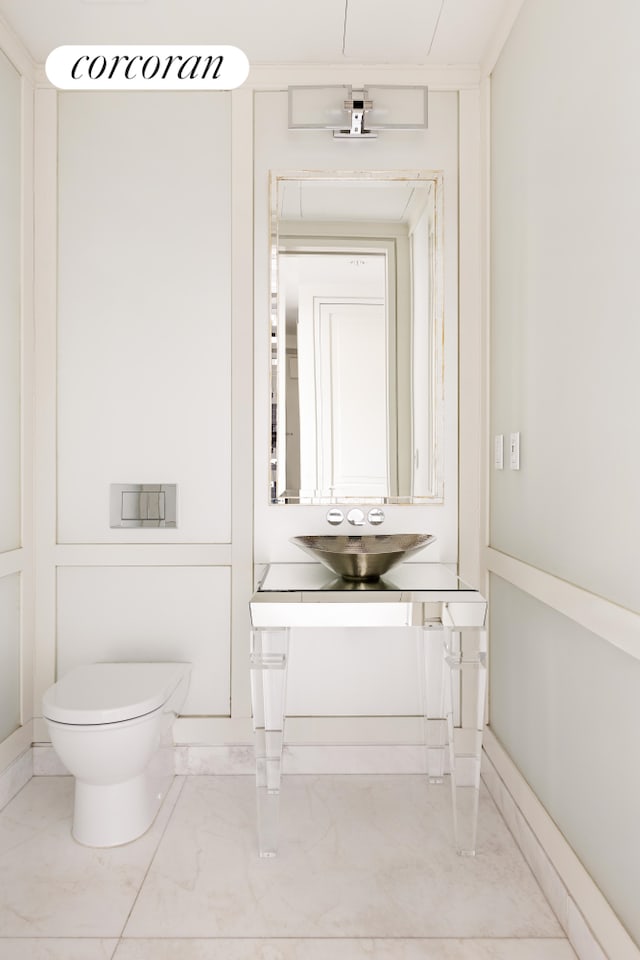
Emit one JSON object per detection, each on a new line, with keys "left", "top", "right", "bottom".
{"left": 42, "top": 661, "right": 190, "bottom": 847}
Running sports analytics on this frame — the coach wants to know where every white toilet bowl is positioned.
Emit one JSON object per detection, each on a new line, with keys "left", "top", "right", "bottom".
{"left": 43, "top": 661, "right": 190, "bottom": 847}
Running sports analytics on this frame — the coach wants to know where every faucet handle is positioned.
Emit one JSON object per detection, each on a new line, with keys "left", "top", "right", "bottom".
{"left": 346, "top": 508, "right": 365, "bottom": 527}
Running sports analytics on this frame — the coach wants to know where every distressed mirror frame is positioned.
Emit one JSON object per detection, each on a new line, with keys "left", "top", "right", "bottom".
{"left": 269, "top": 169, "right": 444, "bottom": 505}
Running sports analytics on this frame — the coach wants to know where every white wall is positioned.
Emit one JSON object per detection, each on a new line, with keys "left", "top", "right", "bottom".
{"left": 0, "top": 34, "right": 35, "bottom": 777}
{"left": 0, "top": 48, "right": 21, "bottom": 558}
{"left": 57, "top": 92, "right": 232, "bottom": 545}
{"left": 57, "top": 566, "right": 230, "bottom": 715}
{"left": 490, "top": 575, "right": 640, "bottom": 948}
{"left": 488, "top": 0, "right": 640, "bottom": 947}
{"left": 253, "top": 89, "right": 460, "bottom": 565}
{"left": 0, "top": 574, "right": 20, "bottom": 741}
{"left": 252, "top": 89, "right": 460, "bottom": 722}
{"left": 0, "top": 55, "right": 22, "bottom": 753}
{"left": 490, "top": 0, "right": 640, "bottom": 612}
{"left": 27, "top": 68, "right": 482, "bottom": 753}
{"left": 33, "top": 90, "right": 236, "bottom": 738}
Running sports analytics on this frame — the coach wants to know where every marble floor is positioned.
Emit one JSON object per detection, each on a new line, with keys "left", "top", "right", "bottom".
{"left": 0, "top": 773, "right": 577, "bottom": 959}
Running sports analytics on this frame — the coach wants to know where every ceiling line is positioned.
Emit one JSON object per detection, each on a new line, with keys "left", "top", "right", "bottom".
{"left": 427, "top": 0, "right": 446, "bottom": 57}
{"left": 342, "top": 0, "right": 348, "bottom": 57}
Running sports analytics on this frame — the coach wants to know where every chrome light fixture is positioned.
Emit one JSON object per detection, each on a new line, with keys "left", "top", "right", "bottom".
{"left": 288, "top": 85, "right": 428, "bottom": 139}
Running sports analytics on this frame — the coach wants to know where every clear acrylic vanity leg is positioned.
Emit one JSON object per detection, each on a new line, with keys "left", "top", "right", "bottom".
{"left": 250, "top": 627, "right": 289, "bottom": 858}
{"left": 442, "top": 603, "right": 488, "bottom": 856}
{"left": 420, "top": 625, "right": 449, "bottom": 783}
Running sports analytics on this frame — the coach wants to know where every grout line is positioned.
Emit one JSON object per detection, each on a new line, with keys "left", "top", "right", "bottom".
{"left": 107, "top": 935, "right": 575, "bottom": 941}
{"left": 116, "top": 775, "right": 188, "bottom": 941}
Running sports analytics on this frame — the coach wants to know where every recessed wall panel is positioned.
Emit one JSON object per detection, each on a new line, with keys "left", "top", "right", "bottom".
{"left": 0, "top": 50, "right": 21, "bottom": 554}
{"left": 490, "top": 0, "right": 640, "bottom": 612}
{"left": 0, "top": 574, "right": 21, "bottom": 741}
{"left": 490, "top": 574, "right": 640, "bottom": 947}
{"left": 57, "top": 92, "right": 232, "bottom": 543}
{"left": 286, "top": 627, "right": 421, "bottom": 716}
{"left": 56, "top": 566, "right": 231, "bottom": 716}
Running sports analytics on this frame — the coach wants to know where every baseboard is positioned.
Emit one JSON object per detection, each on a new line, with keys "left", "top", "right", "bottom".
{"left": 0, "top": 747, "right": 33, "bottom": 810}
{"left": 482, "top": 726, "right": 639, "bottom": 960}
{"left": 34, "top": 742, "right": 438, "bottom": 777}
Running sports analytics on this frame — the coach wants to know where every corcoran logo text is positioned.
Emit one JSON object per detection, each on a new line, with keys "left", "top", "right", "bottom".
{"left": 45, "top": 45, "right": 249, "bottom": 90}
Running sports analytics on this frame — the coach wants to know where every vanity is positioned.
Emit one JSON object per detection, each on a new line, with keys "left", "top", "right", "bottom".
{"left": 249, "top": 560, "right": 487, "bottom": 859}
{"left": 253, "top": 162, "right": 476, "bottom": 858}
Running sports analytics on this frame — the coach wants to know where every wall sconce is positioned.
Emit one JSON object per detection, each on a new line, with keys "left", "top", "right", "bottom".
{"left": 288, "top": 85, "right": 428, "bottom": 139}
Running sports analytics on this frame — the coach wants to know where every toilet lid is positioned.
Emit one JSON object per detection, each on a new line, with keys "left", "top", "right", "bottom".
{"left": 42, "top": 662, "right": 190, "bottom": 725}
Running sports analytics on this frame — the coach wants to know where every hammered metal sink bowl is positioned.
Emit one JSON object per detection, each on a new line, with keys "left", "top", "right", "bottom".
{"left": 290, "top": 533, "right": 436, "bottom": 582}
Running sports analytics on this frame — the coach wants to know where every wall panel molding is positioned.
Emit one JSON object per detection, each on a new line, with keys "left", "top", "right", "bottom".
{"left": 54, "top": 544, "right": 233, "bottom": 566}
{"left": 486, "top": 546, "right": 640, "bottom": 662}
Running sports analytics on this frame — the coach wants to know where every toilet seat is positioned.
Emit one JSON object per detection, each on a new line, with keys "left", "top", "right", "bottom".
{"left": 42, "top": 662, "right": 190, "bottom": 726}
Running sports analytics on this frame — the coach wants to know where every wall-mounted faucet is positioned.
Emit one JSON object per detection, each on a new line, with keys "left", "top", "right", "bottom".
{"left": 325, "top": 507, "right": 385, "bottom": 527}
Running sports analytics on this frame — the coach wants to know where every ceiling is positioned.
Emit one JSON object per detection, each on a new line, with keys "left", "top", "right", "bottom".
{"left": 0, "top": 0, "right": 513, "bottom": 67}
{"left": 279, "top": 179, "right": 431, "bottom": 224}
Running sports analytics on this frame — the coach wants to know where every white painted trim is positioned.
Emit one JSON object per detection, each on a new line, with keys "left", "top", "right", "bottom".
{"left": 34, "top": 65, "right": 50, "bottom": 88}
{"left": 0, "top": 13, "right": 36, "bottom": 79}
{"left": 483, "top": 726, "right": 640, "bottom": 960}
{"left": 174, "top": 715, "right": 427, "bottom": 746}
{"left": 33, "top": 87, "right": 59, "bottom": 717}
{"left": 247, "top": 63, "right": 480, "bottom": 90}
{"left": 34, "top": 62, "right": 481, "bottom": 91}
{"left": 20, "top": 70, "right": 35, "bottom": 732}
{"left": 33, "top": 714, "right": 428, "bottom": 746}
{"left": 486, "top": 547, "right": 640, "bottom": 662}
{"left": 0, "top": 44, "right": 36, "bottom": 760}
{"left": 480, "top": 0, "right": 527, "bottom": 79}
{"left": 457, "top": 88, "right": 483, "bottom": 591}
{"left": 230, "top": 84, "right": 255, "bottom": 720}
{"left": 283, "top": 716, "right": 426, "bottom": 744}
{"left": 53, "top": 544, "right": 233, "bottom": 565}
{"left": 480, "top": 75, "right": 491, "bottom": 606}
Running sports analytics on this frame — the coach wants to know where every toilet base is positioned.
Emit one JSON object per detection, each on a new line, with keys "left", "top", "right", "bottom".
{"left": 72, "top": 751, "right": 174, "bottom": 847}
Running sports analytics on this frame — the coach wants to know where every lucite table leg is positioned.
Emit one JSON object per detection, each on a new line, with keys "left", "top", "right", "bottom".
{"left": 442, "top": 603, "right": 488, "bottom": 856}
{"left": 249, "top": 627, "right": 289, "bottom": 858}
{"left": 420, "top": 626, "right": 449, "bottom": 783}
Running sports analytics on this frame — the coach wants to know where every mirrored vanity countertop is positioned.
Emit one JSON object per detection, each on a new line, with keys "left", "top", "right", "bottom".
{"left": 251, "top": 564, "right": 486, "bottom": 628}
{"left": 254, "top": 562, "right": 479, "bottom": 596}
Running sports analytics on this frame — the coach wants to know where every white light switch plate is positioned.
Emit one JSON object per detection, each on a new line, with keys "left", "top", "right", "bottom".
{"left": 510, "top": 432, "right": 520, "bottom": 470}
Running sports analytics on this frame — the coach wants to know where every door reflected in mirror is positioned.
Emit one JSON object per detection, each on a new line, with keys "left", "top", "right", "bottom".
{"left": 270, "top": 171, "right": 444, "bottom": 505}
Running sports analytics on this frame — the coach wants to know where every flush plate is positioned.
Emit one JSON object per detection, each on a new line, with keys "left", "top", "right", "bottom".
{"left": 110, "top": 483, "right": 177, "bottom": 528}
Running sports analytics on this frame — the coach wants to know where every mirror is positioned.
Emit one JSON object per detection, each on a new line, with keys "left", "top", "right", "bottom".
{"left": 270, "top": 170, "right": 444, "bottom": 505}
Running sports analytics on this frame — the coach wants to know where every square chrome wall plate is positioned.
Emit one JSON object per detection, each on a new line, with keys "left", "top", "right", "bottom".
{"left": 110, "top": 483, "right": 177, "bottom": 528}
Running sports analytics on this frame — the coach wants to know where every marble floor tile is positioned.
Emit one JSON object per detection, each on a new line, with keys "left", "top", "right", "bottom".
{"left": 0, "top": 939, "right": 118, "bottom": 960}
{"left": 0, "top": 775, "right": 184, "bottom": 938}
{"left": 113, "top": 938, "right": 577, "bottom": 959}
{"left": 124, "top": 775, "right": 564, "bottom": 940}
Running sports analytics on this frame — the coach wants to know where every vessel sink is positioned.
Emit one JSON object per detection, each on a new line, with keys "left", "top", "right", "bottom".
{"left": 290, "top": 533, "right": 436, "bottom": 582}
